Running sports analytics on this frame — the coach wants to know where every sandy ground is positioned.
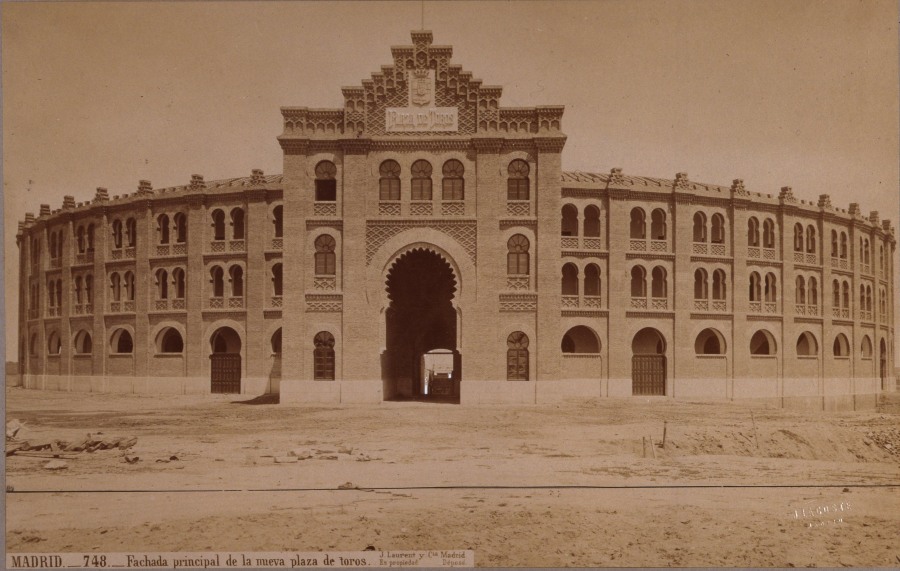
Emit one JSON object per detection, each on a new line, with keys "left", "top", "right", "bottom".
{"left": 5, "top": 387, "right": 900, "bottom": 567}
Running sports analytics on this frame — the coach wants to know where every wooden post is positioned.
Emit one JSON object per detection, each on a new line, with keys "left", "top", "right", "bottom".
{"left": 662, "top": 421, "right": 668, "bottom": 449}
{"left": 649, "top": 436, "right": 658, "bottom": 459}
{"left": 751, "top": 410, "right": 760, "bottom": 449}
{"left": 642, "top": 436, "right": 647, "bottom": 458}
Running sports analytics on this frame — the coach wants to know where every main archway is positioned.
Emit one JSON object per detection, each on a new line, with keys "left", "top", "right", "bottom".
{"left": 210, "top": 326, "right": 242, "bottom": 394}
{"left": 383, "top": 248, "right": 459, "bottom": 402}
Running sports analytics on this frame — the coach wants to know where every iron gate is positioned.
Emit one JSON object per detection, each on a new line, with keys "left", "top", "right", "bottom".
{"left": 632, "top": 354, "right": 665, "bottom": 396}
{"left": 211, "top": 353, "right": 241, "bottom": 394}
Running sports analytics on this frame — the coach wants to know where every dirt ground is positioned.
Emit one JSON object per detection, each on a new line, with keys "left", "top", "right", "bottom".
{"left": 5, "top": 387, "right": 900, "bottom": 567}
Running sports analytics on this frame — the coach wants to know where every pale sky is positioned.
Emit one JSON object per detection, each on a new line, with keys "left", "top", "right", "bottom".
{"left": 2, "top": 0, "right": 898, "bottom": 360}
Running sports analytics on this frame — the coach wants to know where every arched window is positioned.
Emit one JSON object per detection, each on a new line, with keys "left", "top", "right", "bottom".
{"left": 506, "top": 331, "right": 529, "bottom": 381}
{"left": 272, "top": 206, "right": 283, "bottom": 238}
{"left": 211, "top": 266, "right": 225, "bottom": 298}
{"left": 76, "top": 226, "right": 86, "bottom": 253}
{"left": 763, "top": 219, "right": 776, "bottom": 248}
{"left": 110, "top": 272, "right": 122, "bottom": 302}
{"left": 711, "top": 213, "right": 725, "bottom": 244}
{"left": 315, "top": 160, "right": 338, "bottom": 201}
{"left": 694, "top": 268, "right": 708, "bottom": 300}
{"left": 749, "top": 272, "right": 762, "bottom": 302}
{"left": 796, "top": 332, "right": 818, "bottom": 356}
{"left": 507, "top": 160, "right": 530, "bottom": 200}
{"left": 158, "top": 214, "right": 170, "bottom": 245}
{"left": 692, "top": 212, "right": 707, "bottom": 242}
{"left": 629, "top": 208, "right": 646, "bottom": 239}
{"left": 561, "top": 326, "right": 601, "bottom": 354}
{"left": 860, "top": 284, "right": 866, "bottom": 313}
{"left": 842, "top": 281, "right": 850, "bottom": 310}
{"left": 124, "top": 271, "right": 135, "bottom": 301}
{"left": 866, "top": 285, "right": 873, "bottom": 312}
{"left": 313, "top": 331, "right": 336, "bottom": 380}
{"left": 507, "top": 234, "right": 529, "bottom": 275}
{"left": 793, "top": 223, "right": 804, "bottom": 252}
{"left": 861, "top": 335, "right": 873, "bottom": 359}
{"left": 712, "top": 269, "right": 726, "bottom": 301}
{"left": 379, "top": 160, "right": 401, "bottom": 200}
{"left": 156, "top": 269, "right": 169, "bottom": 300}
{"left": 111, "top": 329, "right": 134, "bottom": 354}
{"left": 47, "top": 331, "right": 61, "bottom": 355}
{"left": 272, "top": 263, "right": 283, "bottom": 296}
{"left": 561, "top": 263, "right": 578, "bottom": 295}
{"left": 231, "top": 208, "right": 245, "bottom": 240}
{"left": 411, "top": 159, "right": 433, "bottom": 201}
{"left": 584, "top": 264, "right": 601, "bottom": 297}
{"left": 830, "top": 230, "right": 838, "bottom": 258}
{"left": 795, "top": 276, "right": 806, "bottom": 305}
{"left": 126, "top": 218, "right": 137, "bottom": 247}
{"left": 750, "top": 330, "right": 777, "bottom": 355}
{"left": 832, "top": 279, "right": 841, "bottom": 308}
{"left": 806, "top": 225, "right": 816, "bottom": 253}
{"left": 172, "top": 268, "right": 185, "bottom": 299}
{"left": 651, "top": 266, "right": 667, "bottom": 298}
{"left": 86, "top": 224, "right": 95, "bottom": 252}
{"left": 561, "top": 204, "right": 578, "bottom": 236}
{"left": 55, "top": 279, "right": 62, "bottom": 308}
{"left": 651, "top": 209, "right": 667, "bottom": 240}
{"left": 808, "top": 277, "right": 818, "bottom": 306}
{"left": 630, "top": 266, "right": 647, "bottom": 298}
{"left": 230, "top": 266, "right": 244, "bottom": 297}
{"left": 174, "top": 213, "right": 187, "bottom": 243}
{"left": 211, "top": 210, "right": 226, "bottom": 241}
{"left": 879, "top": 244, "right": 885, "bottom": 274}
{"left": 584, "top": 205, "right": 601, "bottom": 238}
{"left": 271, "top": 329, "right": 282, "bottom": 354}
{"left": 863, "top": 238, "right": 870, "bottom": 265}
{"left": 764, "top": 273, "right": 777, "bottom": 302}
{"left": 833, "top": 333, "right": 850, "bottom": 357}
{"left": 47, "top": 280, "right": 56, "bottom": 307}
{"left": 112, "top": 220, "right": 123, "bottom": 249}
{"left": 695, "top": 328, "right": 726, "bottom": 355}
{"left": 748, "top": 217, "right": 760, "bottom": 247}
{"left": 74, "top": 330, "right": 93, "bottom": 355}
{"left": 314, "top": 235, "right": 336, "bottom": 275}
{"left": 158, "top": 328, "right": 184, "bottom": 353}
{"left": 74, "top": 276, "right": 83, "bottom": 304}
{"left": 840, "top": 232, "right": 848, "bottom": 258}
{"left": 441, "top": 159, "right": 465, "bottom": 200}
{"left": 49, "top": 233, "right": 57, "bottom": 260}
{"left": 29, "top": 333, "right": 38, "bottom": 357}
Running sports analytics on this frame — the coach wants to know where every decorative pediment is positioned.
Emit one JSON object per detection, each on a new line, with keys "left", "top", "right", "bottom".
{"left": 281, "top": 31, "right": 563, "bottom": 139}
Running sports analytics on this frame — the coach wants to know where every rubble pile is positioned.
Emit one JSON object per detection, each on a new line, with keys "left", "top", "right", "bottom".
{"left": 865, "top": 427, "right": 900, "bottom": 459}
{"left": 6, "top": 419, "right": 137, "bottom": 460}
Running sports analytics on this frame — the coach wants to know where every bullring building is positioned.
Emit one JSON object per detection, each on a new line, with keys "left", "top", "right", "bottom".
{"left": 15, "top": 31, "right": 897, "bottom": 409}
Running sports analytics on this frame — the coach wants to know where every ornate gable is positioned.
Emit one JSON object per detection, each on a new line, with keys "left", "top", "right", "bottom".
{"left": 281, "top": 30, "right": 563, "bottom": 139}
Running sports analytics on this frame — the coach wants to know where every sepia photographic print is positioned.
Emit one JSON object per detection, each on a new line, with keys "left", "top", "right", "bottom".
{"left": 3, "top": 1, "right": 899, "bottom": 568}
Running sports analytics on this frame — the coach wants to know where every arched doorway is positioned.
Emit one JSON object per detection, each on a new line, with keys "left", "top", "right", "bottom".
{"left": 632, "top": 327, "right": 666, "bottom": 396}
{"left": 384, "top": 248, "right": 459, "bottom": 402}
{"left": 210, "top": 327, "right": 242, "bottom": 394}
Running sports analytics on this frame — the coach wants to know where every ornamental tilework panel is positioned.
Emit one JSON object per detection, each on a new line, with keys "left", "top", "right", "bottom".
{"left": 365, "top": 221, "right": 477, "bottom": 265}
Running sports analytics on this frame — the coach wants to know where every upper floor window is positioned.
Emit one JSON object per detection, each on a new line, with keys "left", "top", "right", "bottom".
{"left": 411, "top": 160, "right": 433, "bottom": 201}
{"left": 712, "top": 269, "right": 726, "bottom": 300}
{"left": 806, "top": 225, "right": 816, "bottom": 253}
{"left": 584, "top": 206, "right": 601, "bottom": 238}
{"left": 173, "top": 213, "right": 187, "bottom": 243}
{"left": 762, "top": 219, "right": 776, "bottom": 248}
{"left": 315, "top": 160, "right": 337, "bottom": 202}
{"left": 793, "top": 223, "right": 804, "bottom": 252}
{"left": 506, "top": 234, "right": 530, "bottom": 275}
{"left": 211, "top": 266, "right": 225, "bottom": 298}
{"left": 379, "top": 160, "right": 401, "bottom": 201}
{"left": 211, "top": 210, "right": 226, "bottom": 241}
{"left": 749, "top": 272, "right": 762, "bottom": 302}
{"left": 650, "top": 209, "right": 666, "bottom": 240}
{"left": 158, "top": 214, "right": 170, "bottom": 245}
{"left": 694, "top": 268, "right": 709, "bottom": 300}
{"left": 839, "top": 232, "right": 848, "bottom": 258}
{"left": 125, "top": 218, "right": 136, "bottom": 247}
{"left": 272, "top": 264, "right": 283, "bottom": 296}
{"left": 561, "top": 204, "right": 578, "bottom": 236}
{"left": 507, "top": 160, "right": 530, "bottom": 200}
{"left": 651, "top": 266, "right": 667, "bottom": 298}
{"left": 561, "top": 263, "right": 578, "bottom": 295}
{"left": 112, "top": 220, "right": 123, "bottom": 249}
{"left": 156, "top": 269, "right": 169, "bottom": 300}
{"left": 229, "top": 266, "right": 244, "bottom": 297}
{"left": 830, "top": 230, "right": 839, "bottom": 258}
{"left": 630, "top": 266, "right": 647, "bottom": 298}
{"left": 272, "top": 206, "right": 283, "bottom": 238}
{"left": 442, "top": 159, "right": 464, "bottom": 200}
{"left": 314, "top": 235, "right": 336, "bottom": 275}
{"left": 584, "top": 264, "right": 601, "bottom": 297}
{"left": 748, "top": 217, "right": 760, "bottom": 247}
{"left": 629, "top": 208, "right": 646, "bottom": 239}
{"left": 764, "top": 273, "right": 777, "bottom": 302}
{"left": 172, "top": 268, "right": 186, "bottom": 299}
{"left": 692, "top": 212, "right": 707, "bottom": 242}
{"left": 124, "top": 271, "right": 135, "bottom": 301}
{"left": 711, "top": 213, "right": 725, "bottom": 244}
{"left": 231, "top": 208, "right": 245, "bottom": 240}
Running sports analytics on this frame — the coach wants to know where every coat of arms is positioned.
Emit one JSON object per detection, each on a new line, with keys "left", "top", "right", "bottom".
{"left": 409, "top": 69, "right": 434, "bottom": 107}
